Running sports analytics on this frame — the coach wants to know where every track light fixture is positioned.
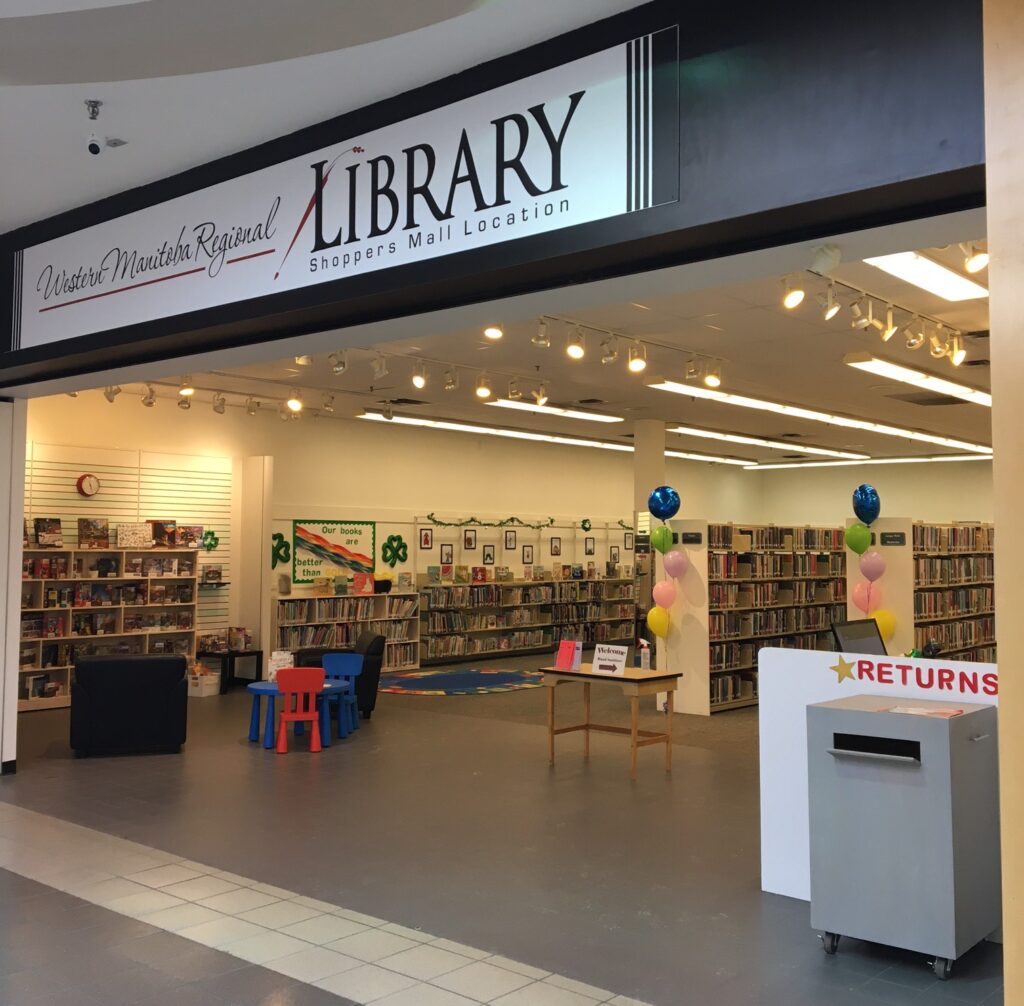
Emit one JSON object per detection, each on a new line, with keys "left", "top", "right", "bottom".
{"left": 371, "top": 355, "right": 389, "bottom": 381}
{"left": 949, "top": 333, "right": 967, "bottom": 367}
{"left": 212, "top": 392, "right": 227, "bottom": 415}
{"left": 905, "top": 317, "right": 926, "bottom": 350}
{"left": 782, "top": 277, "right": 805, "bottom": 310}
{"left": 475, "top": 373, "right": 492, "bottom": 399}
{"left": 566, "top": 326, "right": 585, "bottom": 360}
{"left": 507, "top": 378, "right": 523, "bottom": 400}
{"left": 685, "top": 357, "right": 701, "bottom": 381}
{"left": 881, "top": 305, "right": 898, "bottom": 342}
{"left": 484, "top": 325, "right": 504, "bottom": 341}
{"left": 66, "top": 391, "right": 79, "bottom": 398}
{"left": 178, "top": 377, "right": 195, "bottom": 397}
{"left": 819, "top": 282, "right": 841, "bottom": 321}
{"left": 321, "top": 394, "right": 335, "bottom": 413}
{"left": 929, "top": 327, "right": 950, "bottom": 359}
{"left": 328, "top": 351, "right": 347, "bottom": 376}
{"left": 178, "top": 396, "right": 191, "bottom": 411}
{"left": 294, "top": 355, "right": 312, "bottom": 366}
{"left": 245, "top": 397, "right": 259, "bottom": 416}
{"left": 703, "top": 364, "right": 722, "bottom": 389}
{"left": 849, "top": 298, "right": 864, "bottom": 323}
{"left": 286, "top": 389, "right": 303, "bottom": 412}
{"left": 627, "top": 342, "right": 648, "bottom": 374}
{"left": 960, "top": 243, "right": 989, "bottom": 274}
{"left": 383, "top": 401, "right": 394, "bottom": 421}
{"left": 443, "top": 368, "right": 459, "bottom": 392}
{"left": 141, "top": 386, "right": 156, "bottom": 407}
{"left": 852, "top": 299, "right": 874, "bottom": 330}
{"left": 600, "top": 337, "right": 619, "bottom": 365}
{"left": 532, "top": 318, "right": 550, "bottom": 348}
{"left": 534, "top": 381, "right": 549, "bottom": 406}
{"left": 278, "top": 403, "right": 290, "bottom": 421}
{"left": 103, "top": 385, "right": 121, "bottom": 403}
{"left": 412, "top": 361, "right": 428, "bottom": 390}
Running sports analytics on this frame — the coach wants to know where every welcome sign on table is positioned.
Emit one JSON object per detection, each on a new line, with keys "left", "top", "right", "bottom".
{"left": 591, "top": 644, "right": 629, "bottom": 676}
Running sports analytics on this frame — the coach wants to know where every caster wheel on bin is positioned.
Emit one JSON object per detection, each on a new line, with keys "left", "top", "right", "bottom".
{"left": 933, "top": 957, "right": 953, "bottom": 981}
{"left": 821, "top": 932, "right": 840, "bottom": 955}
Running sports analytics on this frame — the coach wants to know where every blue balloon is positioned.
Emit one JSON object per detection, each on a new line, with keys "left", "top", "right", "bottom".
{"left": 852, "top": 483, "right": 881, "bottom": 525}
{"left": 648, "top": 485, "right": 681, "bottom": 521}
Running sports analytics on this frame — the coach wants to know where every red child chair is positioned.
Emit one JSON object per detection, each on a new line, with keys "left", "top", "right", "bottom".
{"left": 275, "top": 667, "right": 325, "bottom": 754}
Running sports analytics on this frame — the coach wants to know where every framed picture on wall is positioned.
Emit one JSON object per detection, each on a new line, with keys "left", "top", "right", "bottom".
{"left": 482, "top": 545, "right": 495, "bottom": 565}
{"left": 420, "top": 528, "right": 433, "bottom": 549}
{"left": 550, "top": 536, "right": 561, "bottom": 556}
{"left": 585, "top": 537, "right": 595, "bottom": 556}
{"left": 504, "top": 530, "right": 517, "bottom": 550}
{"left": 624, "top": 532, "right": 634, "bottom": 550}
{"left": 464, "top": 529, "right": 477, "bottom": 550}
{"left": 522, "top": 544, "right": 534, "bottom": 564}
{"left": 610, "top": 546, "right": 620, "bottom": 563}
{"left": 440, "top": 543, "right": 454, "bottom": 564}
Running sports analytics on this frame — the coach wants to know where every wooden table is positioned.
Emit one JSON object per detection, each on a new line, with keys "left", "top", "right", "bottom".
{"left": 539, "top": 664, "right": 683, "bottom": 779}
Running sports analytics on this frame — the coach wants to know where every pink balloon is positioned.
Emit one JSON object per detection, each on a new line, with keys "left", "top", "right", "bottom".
{"left": 663, "top": 550, "right": 689, "bottom": 578}
{"left": 859, "top": 550, "right": 886, "bottom": 583}
{"left": 867, "top": 582, "right": 883, "bottom": 613}
{"left": 652, "top": 580, "right": 677, "bottom": 608}
{"left": 852, "top": 581, "right": 872, "bottom": 614}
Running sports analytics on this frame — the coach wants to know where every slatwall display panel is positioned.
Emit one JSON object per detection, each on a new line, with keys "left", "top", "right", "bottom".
{"left": 139, "top": 453, "right": 232, "bottom": 632}
{"left": 25, "top": 444, "right": 234, "bottom": 632}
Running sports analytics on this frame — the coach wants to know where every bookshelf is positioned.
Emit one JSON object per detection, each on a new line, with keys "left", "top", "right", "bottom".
{"left": 274, "top": 592, "right": 420, "bottom": 671}
{"left": 913, "top": 522, "right": 996, "bottom": 662}
{"left": 18, "top": 547, "right": 199, "bottom": 712}
{"left": 418, "top": 576, "right": 636, "bottom": 665}
{"left": 667, "top": 520, "right": 847, "bottom": 716}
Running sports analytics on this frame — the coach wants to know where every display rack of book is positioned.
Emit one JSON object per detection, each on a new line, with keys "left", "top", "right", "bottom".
{"left": 274, "top": 592, "right": 420, "bottom": 671}
{"left": 19, "top": 547, "right": 199, "bottom": 711}
{"left": 913, "top": 522, "right": 996, "bottom": 662}
{"left": 551, "top": 578, "right": 636, "bottom": 646}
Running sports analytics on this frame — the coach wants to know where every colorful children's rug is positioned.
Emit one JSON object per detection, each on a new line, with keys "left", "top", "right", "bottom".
{"left": 379, "top": 668, "right": 542, "bottom": 696}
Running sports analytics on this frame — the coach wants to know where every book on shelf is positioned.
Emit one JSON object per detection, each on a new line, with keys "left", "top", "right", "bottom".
{"left": 34, "top": 517, "right": 63, "bottom": 548}
{"left": 77, "top": 518, "right": 110, "bottom": 549}
{"left": 118, "top": 523, "right": 154, "bottom": 548}
{"left": 604, "top": 562, "right": 619, "bottom": 578}
{"left": 572, "top": 564, "right": 585, "bottom": 579}
{"left": 471, "top": 566, "right": 487, "bottom": 583}
{"left": 495, "top": 566, "right": 512, "bottom": 582}
{"left": 352, "top": 572, "right": 375, "bottom": 595}
{"left": 202, "top": 565, "right": 223, "bottom": 583}
{"left": 150, "top": 521, "right": 177, "bottom": 547}
{"left": 440, "top": 564, "right": 454, "bottom": 581}
{"left": 176, "top": 525, "right": 204, "bottom": 548}
{"left": 454, "top": 565, "right": 470, "bottom": 584}
{"left": 426, "top": 566, "right": 441, "bottom": 585}
{"left": 587, "top": 562, "right": 596, "bottom": 579}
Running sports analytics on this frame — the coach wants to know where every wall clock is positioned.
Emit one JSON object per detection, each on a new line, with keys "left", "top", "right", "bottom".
{"left": 76, "top": 473, "right": 100, "bottom": 497}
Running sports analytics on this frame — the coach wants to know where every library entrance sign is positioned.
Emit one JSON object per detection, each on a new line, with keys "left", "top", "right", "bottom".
{"left": 11, "top": 29, "right": 678, "bottom": 351}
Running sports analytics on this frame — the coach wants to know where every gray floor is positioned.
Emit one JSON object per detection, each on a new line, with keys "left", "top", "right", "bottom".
{"left": 3, "top": 655, "right": 1004, "bottom": 1006}
{"left": 0, "top": 867, "right": 356, "bottom": 1006}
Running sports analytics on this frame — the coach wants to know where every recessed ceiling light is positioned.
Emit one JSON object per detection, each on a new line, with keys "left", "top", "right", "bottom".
{"left": 487, "top": 399, "right": 624, "bottom": 422}
{"left": 843, "top": 352, "right": 990, "bottom": 406}
{"left": 646, "top": 377, "right": 992, "bottom": 453}
{"left": 864, "top": 252, "right": 989, "bottom": 301}
{"left": 668, "top": 424, "right": 869, "bottom": 459}
{"left": 484, "top": 325, "right": 504, "bottom": 340}
{"left": 747, "top": 455, "right": 992, "bottom": 470}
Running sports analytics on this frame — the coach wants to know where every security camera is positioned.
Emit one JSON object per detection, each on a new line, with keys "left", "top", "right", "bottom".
{"left": 87, "top": 133, "right": 102, "bottom": 155}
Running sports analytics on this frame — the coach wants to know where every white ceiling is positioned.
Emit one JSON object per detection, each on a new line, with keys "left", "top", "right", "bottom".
{"left": 0, "top": 0, "right": 638, "bottom": 231}
{"left": 106, "top": 225, "right": 992, "bottom": 468}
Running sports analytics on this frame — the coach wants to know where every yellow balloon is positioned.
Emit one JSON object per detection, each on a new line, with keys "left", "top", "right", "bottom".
{"left": 872, "top": 609, "right": 897, "bottom": 642}
{"left": 646, "top": 605, "right": 671, "bottom": 638}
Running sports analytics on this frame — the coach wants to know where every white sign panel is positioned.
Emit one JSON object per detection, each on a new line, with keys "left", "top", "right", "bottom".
{"left": 591, "top": 643, "right": 629, "bottom": 676}
{"left": 759, "top": 647, "right": 998, "bottom": 902}
{"left": 12, "top": 30, "right": 678, "bottom": 350}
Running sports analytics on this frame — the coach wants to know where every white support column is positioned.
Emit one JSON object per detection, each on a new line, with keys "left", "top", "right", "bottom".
{"left": 0, "top": 400, "right": 28, "bottom": 772}
{"left": 236, "top": 456, "right": 274, "bottom": 651}
{"left": 984, "top": 0, "right": 1024, "bottom": 989}
{"left": 633, "top": 421, "right": 665, "bottom": 669}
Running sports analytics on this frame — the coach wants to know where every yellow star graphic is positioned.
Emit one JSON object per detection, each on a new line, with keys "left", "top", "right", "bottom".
{"left": 830, "top": 656, "right": 856, "bottom": 684}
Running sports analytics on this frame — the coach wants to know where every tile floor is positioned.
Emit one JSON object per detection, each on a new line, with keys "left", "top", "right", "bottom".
{"left": 2, "top": 660, "right": 1004, "bottom": 1005}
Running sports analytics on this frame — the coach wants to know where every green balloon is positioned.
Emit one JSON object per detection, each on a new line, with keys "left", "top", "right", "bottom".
{"left": 845, "top": 522, "right": 871, "bottom": 555}
{"left": 651, "top": 525, "right": 673, "bottom": 554}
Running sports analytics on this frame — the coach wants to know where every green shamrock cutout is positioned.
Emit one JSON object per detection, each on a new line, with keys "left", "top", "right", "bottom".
{"left": 271, "top": 533, "right": 291, "bottom": 569}
{"left": 581, "top": 519, "right": 592, "bottom": 532}
{"left": 202, "top": 530, "right": 220, "bottom": 551}
{"left": 381, "top": 534, "right": 408, "bottom": 568}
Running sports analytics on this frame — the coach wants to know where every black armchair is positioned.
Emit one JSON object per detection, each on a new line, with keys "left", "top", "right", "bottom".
{"left": 70, "top": 655, "right": 188, "bottom": 757}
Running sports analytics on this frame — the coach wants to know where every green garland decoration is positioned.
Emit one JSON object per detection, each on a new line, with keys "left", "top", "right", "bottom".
{"left": 580, "top": 519, "right": 592, "bottom": 532}
{"left": 424, "top": 513, "right": 555, "bottom": 530}
{"left": 617, "top": 519, "right": 635, "bottom": 531}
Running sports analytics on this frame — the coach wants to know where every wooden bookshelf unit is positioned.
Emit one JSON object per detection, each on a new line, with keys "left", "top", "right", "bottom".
{"left": 19, "top": 547, "right": 199, "bottom": 712}
{"left": 274, "top": 592, "right": 420, "bottom": 671}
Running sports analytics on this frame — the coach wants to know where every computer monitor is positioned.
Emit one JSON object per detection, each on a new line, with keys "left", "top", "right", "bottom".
{"left": 831, "top": 618, "right": 888, "bottom": 656}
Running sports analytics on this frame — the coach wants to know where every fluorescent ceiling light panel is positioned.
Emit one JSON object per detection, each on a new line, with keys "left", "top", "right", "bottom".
{"left": 668, "top": 424, "right": 868, "bottom": 460}
{"left": 646, "top": 378, "right": 992, "bottom": 454}
{"left": 863, "top": 252, "right": 989, "bottom": 301}
{"left": 359, "top": 412, "right": 745, "bottom": 465}
{"left": 843, "top": 352, "right": 991, "bottom": 407}
{"left": 486, "top": 399, "right": 624, "bottom": 423}
{"left": 747, "top": 455, "right": 992, "bottom": 471}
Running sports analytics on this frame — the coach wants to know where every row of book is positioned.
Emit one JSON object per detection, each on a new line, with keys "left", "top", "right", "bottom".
{"left": 709, "top": 580, "right": 846, "bottom": 610}
{"left": 123, "top": 611, "right": 194, "bottom": 633}
{"left": 386, "top": 597, "right": 419, "bottom": 618}
{"left": 27, "top": 518, "right": 205, "bottom": 550}
{"left": 385, "top": 643, "right": 418, "bottom": 669}
{"left": 709, "top": 552, "right": 844, "bottom": 581}
{"left": 420, "top": 585, "right": 503, "bottom": 609}
{"left": 28, "top": 582, "right": 195, "bottom": 609}
{"left": 709, "top": 605, "right": 843, "bottom": 642}
{"left": 552, "top": 621, "right": 633, "bottom": 643}
{"left": 276, "top": 620, "right": 397, "bottom": 649}
{"left": 553, "top": 582, "right": 635, "bottom": 601}
{"left": 709, "top": 631, "right": 832, "bottom": 671}
{"left": 423, "top": 631, "right": 553, "bottom": 659}
{"left": 914, "top": 617, "right": 996, "bottom": 653}
{"left": 708, "top": 525, "right": 844, "bottom": 551}
{"left": 913, "top": 523, "right": 994, "bottom": 553}
{"left": 710, "top": 672, "right": 757, "bottom": 706}
{"left": 915, "top": 555, "right": 995, "bottom": 587}
{"left": 276, "top": 597, "right": 378, "bottom": 624}
{"left": 502, "top": 586, "right": 555, "bottom": 605}
{"left": 913, "top": 586, "right": 994, "bottom": 621}
{"left": 550, "top": 603, "right": 603, "bottom": 622}
{"left": 21, "top": 554, "right": 197, "bottom": 580}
